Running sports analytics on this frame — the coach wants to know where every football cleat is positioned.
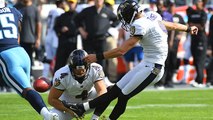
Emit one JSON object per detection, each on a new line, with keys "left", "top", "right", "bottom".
{"left": 44, "top": 112, "right": 59, "bottom": 120}
{"left": 61, "top": 100, "right": 85, "bottom": 118}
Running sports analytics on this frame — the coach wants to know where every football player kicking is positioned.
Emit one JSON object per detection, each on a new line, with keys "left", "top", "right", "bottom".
{"left": 48, "top": 49, "right": 113, "bottom": 120}
{"left": 62, "top": 0, "right": 199, "bottom": 120}
{"left": 0, "top": 0, "right": 59, "bottom": 119}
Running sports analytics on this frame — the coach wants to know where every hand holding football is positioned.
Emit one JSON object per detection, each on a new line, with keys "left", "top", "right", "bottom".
{"left": 33, "top": 77, "right": 51, "bottom": 93}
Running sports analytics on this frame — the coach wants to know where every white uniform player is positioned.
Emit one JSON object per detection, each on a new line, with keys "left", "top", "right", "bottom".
{"left": 48, "top": 49, "right": 113, "bottom": 120}
{"left": 116, "top": 9, "right": 168, "bottom": 95}
{"left": 66, "top": 1, "right": 198, "bottom": 120}
{"left": 43, "top": 1, "right": 65, "bottom": 78}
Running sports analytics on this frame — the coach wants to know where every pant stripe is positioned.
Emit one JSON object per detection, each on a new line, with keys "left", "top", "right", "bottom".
{"left": 128, "top": 72, "right": 157, "bottom": 98}
{"left": 0, "top": 57, "right": 23, "bottom": 94}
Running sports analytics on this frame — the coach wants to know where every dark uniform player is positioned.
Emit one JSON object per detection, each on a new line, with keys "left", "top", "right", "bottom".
{"left": 187, "top": 0, "right": 207, "bottom": 87}
{"left": 75, "top": 0, "right": 119, "bottom": 69}
{"left": 54, "top": 0, "right": 78, "bottom": 73}
{"left": 206, "top": 7, "right": 213, "bottom": 87}
{"left": 0, "top": 1, "right": 59, "bottom": 119}
{"left": 165, "top": 0, "right": 186, "bottom": 87}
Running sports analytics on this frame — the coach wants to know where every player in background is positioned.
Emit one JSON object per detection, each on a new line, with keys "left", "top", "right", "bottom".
{"left": 118, "top": 28, "right": 143, "bottom": 71}
{"left": 48, "top": 49, "right": 113, "bottom": 120}
{"left": 62, "top": 0, "right": 199, "bottom": 120}
{"left": 43, "top": 0, "right": 66, "bottom": 78}
{"left": 0, "top": 0, "right": 59, "bottom": 119}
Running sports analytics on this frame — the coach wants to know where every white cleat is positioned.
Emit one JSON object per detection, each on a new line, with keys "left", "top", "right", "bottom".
{"left": 190, "top": 81, "right": 206, "bottom": 88}
{"left": 44, "top": 113, "right": 59, "bottom": 120}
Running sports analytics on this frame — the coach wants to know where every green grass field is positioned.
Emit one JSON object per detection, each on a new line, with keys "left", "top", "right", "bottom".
{"left": 0, "top": 89, "right": 213, "bottom": 120}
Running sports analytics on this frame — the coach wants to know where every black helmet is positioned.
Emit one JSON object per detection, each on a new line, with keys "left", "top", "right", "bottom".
{"left": 117, "top": 0, "right": 140, "bottom": 31}
{"left": 68, "top": 49, "right": 90, "bottom": 83}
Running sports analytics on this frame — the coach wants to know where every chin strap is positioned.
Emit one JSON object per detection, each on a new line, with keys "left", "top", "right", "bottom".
{"left": 69, "top": 65, "right": 90, "bottom": 84}
{"left": 76, "top": 77, "right": 85, "bottom": 84}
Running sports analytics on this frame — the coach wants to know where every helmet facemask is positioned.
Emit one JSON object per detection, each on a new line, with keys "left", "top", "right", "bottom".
{"left": 118, "top": 11, "right": 137, "bottom": 31}
{"left": 71, "top": 65, "right": 90, "bottom": 83}
{"left": 68, "top": 49, "right": 90, "bottom": 84}
{"left": 117, "top": 0, "right": 139, "bottom": 31}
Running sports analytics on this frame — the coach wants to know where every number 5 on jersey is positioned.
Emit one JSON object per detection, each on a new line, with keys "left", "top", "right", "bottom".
{"left": 0, "top": 13, "right": 18, "bottom": 39}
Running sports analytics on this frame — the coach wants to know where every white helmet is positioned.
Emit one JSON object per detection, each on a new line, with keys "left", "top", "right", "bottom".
{"left": 0, "top": 0, "right": 5, "bottom": 8}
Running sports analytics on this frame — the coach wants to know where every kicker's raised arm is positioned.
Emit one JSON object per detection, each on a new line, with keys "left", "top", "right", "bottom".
{"left": 162, "top": 20, "right": 198, "bottom": 35}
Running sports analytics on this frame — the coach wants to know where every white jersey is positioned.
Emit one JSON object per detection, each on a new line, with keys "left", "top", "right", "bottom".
{"left": 124, "top": 30, "right": 140, "bottom": 47}
{"left": 44, "top": 7, "right": 64, "bottom": 59}
{"left": 46, "top": 8, "right": 64, "bottom": 32}
{"left": 130, "top": 11, "right": 168, "bottom": 65}
{"left": 52, "top": 63, "right": 105, "bottom": 103}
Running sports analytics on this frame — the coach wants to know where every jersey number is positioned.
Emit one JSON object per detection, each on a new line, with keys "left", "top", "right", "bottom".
{"left": 0, "top": 13, "right": 18, "bottom": 39}
{"left": 148, "top": 13, "right": 167, "bottom": 34}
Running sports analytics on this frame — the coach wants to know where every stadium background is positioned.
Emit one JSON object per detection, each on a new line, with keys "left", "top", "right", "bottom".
{"left": 29, "top": 0, "right": 213, "bottom": 85}
{"left": 0, "top": 0, "right": 213, "bottom": 120}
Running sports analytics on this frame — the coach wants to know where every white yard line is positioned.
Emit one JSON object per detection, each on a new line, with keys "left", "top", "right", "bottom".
{"left": 107, "top": 104, "right": 211, "bottom": 109}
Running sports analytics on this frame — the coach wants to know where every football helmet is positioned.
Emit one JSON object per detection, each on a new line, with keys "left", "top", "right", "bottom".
{"left": 68, "top": 49, "right": 90, "bottom": 83}
{"left": 117, "top": 0, "right": 140, "bottom": 31}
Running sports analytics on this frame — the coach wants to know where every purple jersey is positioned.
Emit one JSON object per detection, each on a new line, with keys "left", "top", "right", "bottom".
{"left": 162, "top": 11, "right": 173, "bottom": 22}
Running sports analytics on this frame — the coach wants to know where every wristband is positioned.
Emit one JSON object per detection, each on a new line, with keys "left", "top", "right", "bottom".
{"left": 96, "top": 53, "right": 104, "bottom": 61}
{"left": 186, "top": 27, "right": 191, "bottom": 33}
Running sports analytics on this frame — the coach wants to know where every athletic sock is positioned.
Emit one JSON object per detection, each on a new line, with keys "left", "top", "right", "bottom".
{"left": 91, "top": 114, "right": 99, "bottom": 120}
{"left": 25, "top": 90, "right": 47, "bottom": 113}
{"left": 83, "top": 102, "right": 90, "bottom": 111}
{"left": 40, "top": 107, "right": 50, "bottom": 117}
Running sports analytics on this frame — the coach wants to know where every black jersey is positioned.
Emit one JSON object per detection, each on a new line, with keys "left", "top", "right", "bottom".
{"left": 75, "top": 5, "right": 119, "bottom": 39}
{"left": 187, "top": 7, "right": 207, "bottom": 32}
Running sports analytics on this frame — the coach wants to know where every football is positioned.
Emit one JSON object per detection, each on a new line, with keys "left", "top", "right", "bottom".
{"left": 33, "top": 77, "right": 51, "bottom": 93}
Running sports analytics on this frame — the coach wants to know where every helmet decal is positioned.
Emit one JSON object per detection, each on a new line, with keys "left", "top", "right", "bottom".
{"left": 130, "top": 26, "right": 136, "bottom": 35}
